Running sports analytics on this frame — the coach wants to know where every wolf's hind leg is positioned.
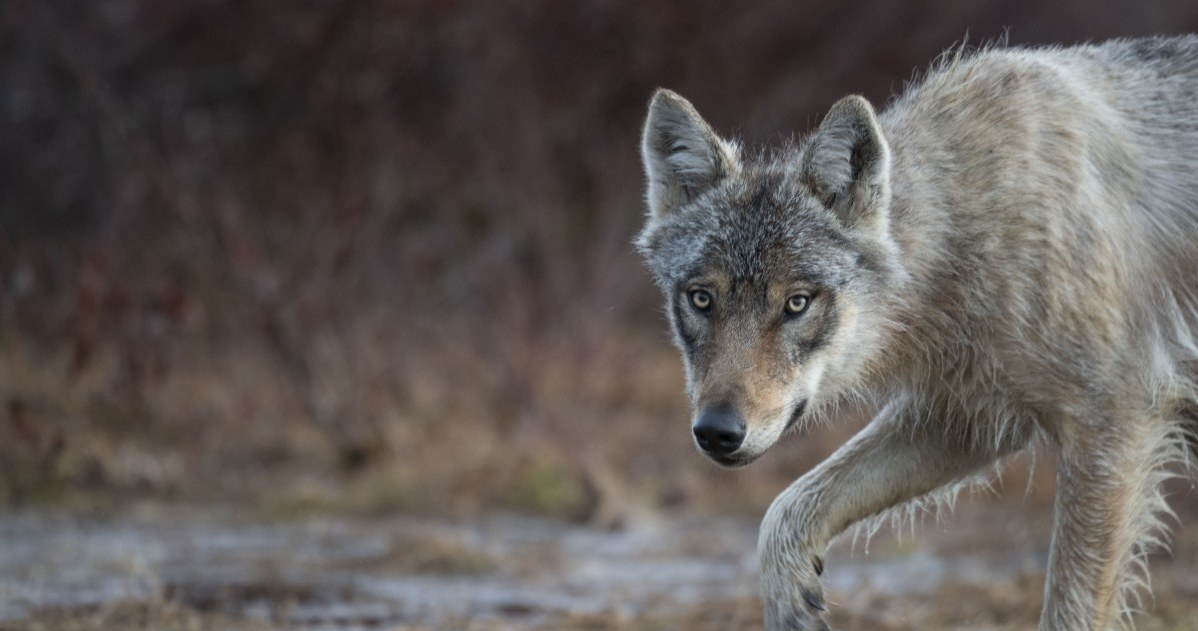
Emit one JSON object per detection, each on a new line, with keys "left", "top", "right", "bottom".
{"left": 759, "top": 400, "right": 1030, "bottom": 630}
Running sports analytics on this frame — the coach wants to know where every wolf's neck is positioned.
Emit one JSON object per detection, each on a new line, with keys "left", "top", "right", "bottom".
{"left": 884, "top": 133, "right": 955, "bottom": 290}
{"left": 867, "top": 132, "right": 961, "bottom": 382}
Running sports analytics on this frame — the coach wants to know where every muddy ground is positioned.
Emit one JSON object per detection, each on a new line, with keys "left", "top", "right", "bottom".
{"left": 5, "top": 498, "right": 1198, "bottom": 631}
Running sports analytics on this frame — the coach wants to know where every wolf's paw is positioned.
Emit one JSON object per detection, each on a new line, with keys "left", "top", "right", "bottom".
{"left": 762, "top": 555, "right": 830, "bottom": 631}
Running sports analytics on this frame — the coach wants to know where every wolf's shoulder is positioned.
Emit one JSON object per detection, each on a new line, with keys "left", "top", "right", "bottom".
{"left": 923, "top": 35, "right": 1198, "bottom": 88}
{"left": 1087, "top": 34, "right": 1198, "bottom": 69}
{"left": 884, "top": 35, "right": 1198, "bottom": 128}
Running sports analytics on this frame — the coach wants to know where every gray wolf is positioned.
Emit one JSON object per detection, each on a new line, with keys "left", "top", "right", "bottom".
{"left": 636, "top": 35, "right": 1198, "bottom": 630}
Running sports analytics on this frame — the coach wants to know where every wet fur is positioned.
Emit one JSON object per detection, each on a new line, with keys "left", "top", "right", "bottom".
{"left": 637, "top": 36, "right": 1198, "bottom": 630}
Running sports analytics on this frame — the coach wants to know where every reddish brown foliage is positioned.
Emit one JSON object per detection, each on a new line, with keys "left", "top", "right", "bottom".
{"left": 2, "top": 1, "right": 1197, "bottom": 510}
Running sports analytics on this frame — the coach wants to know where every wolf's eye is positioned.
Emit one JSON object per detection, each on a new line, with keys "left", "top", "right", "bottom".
{"left": 784, "top": 294, "right": 810, "bottom": 316}
{"left": 689, "top": 289, "right": 712, "bottom": 312}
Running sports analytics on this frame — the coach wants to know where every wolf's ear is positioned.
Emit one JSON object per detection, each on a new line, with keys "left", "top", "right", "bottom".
{"left": 801, "top": 95, "right": 892, "bottom": 233}
{"left": 641, "top": 89, "right": 740, "bottom": 224}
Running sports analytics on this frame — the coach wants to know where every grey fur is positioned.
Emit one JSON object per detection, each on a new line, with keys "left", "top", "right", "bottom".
{"left": 637, "top": 35, "right": 1198, "bottom": 630}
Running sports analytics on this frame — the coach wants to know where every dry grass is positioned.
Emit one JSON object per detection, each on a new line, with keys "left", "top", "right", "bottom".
{"left": 1, "top": 317, "right": 857, "bottom": 520}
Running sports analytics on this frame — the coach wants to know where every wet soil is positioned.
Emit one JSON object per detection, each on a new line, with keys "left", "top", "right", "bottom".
{"left": 3, "top": 502, "right": 1198, "bottom": 630}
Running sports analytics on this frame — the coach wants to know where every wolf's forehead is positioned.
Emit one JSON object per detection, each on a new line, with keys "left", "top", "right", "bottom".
{"left": 695, "top": 178, "right": 847, "bottom": 280}
{"left": 701, "top": 221, "right": 840, "bottom": 282}
{"left": 640, "top": 167, "right": 851, "bottom": 289}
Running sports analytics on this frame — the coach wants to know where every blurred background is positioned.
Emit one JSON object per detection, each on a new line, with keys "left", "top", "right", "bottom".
{"left": 7, "top": 1, "right": 1198, "bottom": 629}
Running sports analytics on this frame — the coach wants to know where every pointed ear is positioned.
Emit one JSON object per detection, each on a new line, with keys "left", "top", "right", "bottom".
{"left": 801, "top": 95, "right": 892, "bottom": 232}
{"left": 640, "top": 89, "right": 741, "bottom": 224}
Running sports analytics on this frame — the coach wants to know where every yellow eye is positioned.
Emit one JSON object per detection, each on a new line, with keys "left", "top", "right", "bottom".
{"left": 689, "top": 289, "right": 712, "bottom": 311}
{"left": 785, "top": 294, "right": 810, "bottom": 316}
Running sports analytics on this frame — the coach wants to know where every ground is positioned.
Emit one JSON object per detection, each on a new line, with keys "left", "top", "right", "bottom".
{"left": 7, "top": 495, "right": 1198, "bottom": 631}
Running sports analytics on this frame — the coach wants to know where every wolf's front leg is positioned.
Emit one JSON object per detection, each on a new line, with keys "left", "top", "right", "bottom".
{"left": 758, "top": 401, "right": 1027, "bottom": 630}
{"left": 1039, "top": 421, "right": 1170, "bottom": 631}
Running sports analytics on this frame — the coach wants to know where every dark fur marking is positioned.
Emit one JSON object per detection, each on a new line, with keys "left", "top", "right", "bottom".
{"left": 1179, "top": 398, "right": 1198, "bottom": 461}
{"left": 785, "top": 400, "right": 807, "bottom": 432}
{"left": 795, "top": 293, "right": 837, "bottom": 355}
{"left": 782, "top": 610, "right": 829, "bottom": 631}
{"left": 801, "top": 587, "right": 826, "bottom": 612}
{"left": 671, "top": 297, "right": 697, "bottom": 354}
{"left": 855, "top": 250, "right": 882, "bottom": 273}
{"left": 748, "top": 177, "right": 775, "bottom": 214}
{"left": 1128, "top": 37, "right": 1185, "bottom": 63}
{"left": 849, "top": 143, "right": 869, "bottom": 184}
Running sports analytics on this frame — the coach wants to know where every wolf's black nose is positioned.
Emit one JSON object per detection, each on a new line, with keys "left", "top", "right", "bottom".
{"left": 693, "top": 403, "right": 746, "bottom": 455}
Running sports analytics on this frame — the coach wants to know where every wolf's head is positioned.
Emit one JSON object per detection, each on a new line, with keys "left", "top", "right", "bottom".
{"left": 636, "top": 89, "right": 905, "bottom": 467}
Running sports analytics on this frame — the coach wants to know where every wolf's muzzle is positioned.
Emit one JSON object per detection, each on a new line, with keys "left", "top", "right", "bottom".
{"left": 692, "top": 402, "right": 746, "bottom": 456}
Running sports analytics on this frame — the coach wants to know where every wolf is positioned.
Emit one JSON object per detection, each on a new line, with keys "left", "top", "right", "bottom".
{"left": 636, "top": 35, "right": 1198, "bottom": 630}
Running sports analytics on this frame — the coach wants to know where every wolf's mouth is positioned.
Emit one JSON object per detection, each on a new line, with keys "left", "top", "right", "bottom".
{"left": 784, "top": 400, "right": 808, "bottom": 432}
{"left": 709, "top": 453, "right": 752, "bottom": 468}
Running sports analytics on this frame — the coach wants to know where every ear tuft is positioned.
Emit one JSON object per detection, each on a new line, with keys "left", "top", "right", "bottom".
{"left": 802, "top": 95, "right": 891, "bottom": 232}
{"left": 640, "top": 89, "right": 740, "bottom": 224}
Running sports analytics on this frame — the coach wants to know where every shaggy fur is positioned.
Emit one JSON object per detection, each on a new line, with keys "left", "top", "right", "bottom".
{"left": 636, "top": 36, "right": 1198, "bottom": 630}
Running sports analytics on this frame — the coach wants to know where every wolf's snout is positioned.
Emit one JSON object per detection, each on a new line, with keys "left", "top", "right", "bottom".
{"left": 692, "top": 403, "right": 746, "bottom": 456}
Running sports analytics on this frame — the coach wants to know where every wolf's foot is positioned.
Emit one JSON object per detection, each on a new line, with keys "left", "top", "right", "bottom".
{"left": 762, "top": 555, "right": 830, "bottom": 631}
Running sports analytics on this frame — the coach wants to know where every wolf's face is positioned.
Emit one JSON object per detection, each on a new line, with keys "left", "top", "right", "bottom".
{"left": 637, "top": 90, "right": 902, "bottom": 466}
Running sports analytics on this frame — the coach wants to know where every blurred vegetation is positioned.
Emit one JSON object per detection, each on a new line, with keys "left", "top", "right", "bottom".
{"left": 3, "top": 0, "right": 1198, "bottom": 517}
